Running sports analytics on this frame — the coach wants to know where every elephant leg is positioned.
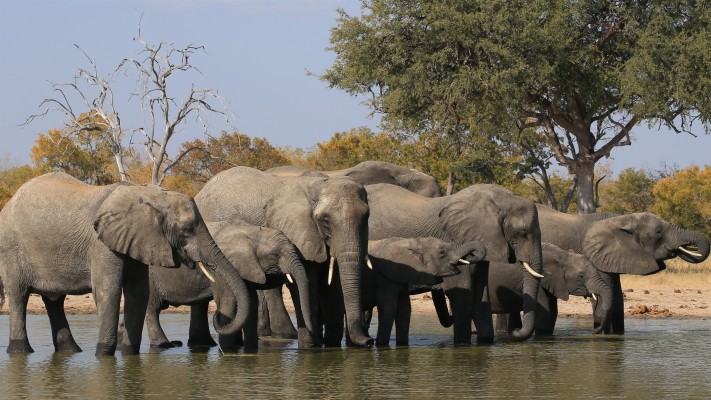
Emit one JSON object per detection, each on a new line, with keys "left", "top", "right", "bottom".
{"left": 145, "top": 285, "right": 174, "bottom": 349}
{"left": 375, "top": 293, "right": 398, "bottom": 347}
{"left": 42, "top": 295, "right": 82, "bottom": 352}
{"left": 120, "top": 264, "right": 149, "bottom": 355}
{"left": 445, "top": 287, "right": 474, "bottom": 345}
{"left": 257, "top": 290, "right": 272, "bottom": 337}
{"left": 187, "top": 301, "right": 217, "bottom": 347}
{"left": 242, "top": 288, "right": 260, "bottom": 350}
{"left": 321, "top": 267, "right": 345, "bottom": 347}
{"left": 534, "top": 293, "right": 557, "bottom": 336}
{"left": 394, "top": 292, "right": 411, "bottom": 346}
{"left": 495, "top": 314, "right": 509, "bottom": 333}
{"left": 265, "top": 286, "right": 297, "bottom": 339}
{"left": 471, "top": 264, "right": 494, "bottom": 343}
{"left": 362, "top": 309, "right": 373, "bottom": 336}
{"left": 6, "top": 288, "right": 33, "bottom": 353}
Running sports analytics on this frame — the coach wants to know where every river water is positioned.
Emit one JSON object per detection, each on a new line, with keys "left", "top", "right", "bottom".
{"left": 0, "top": 314, "right": 710, "bottom": 399}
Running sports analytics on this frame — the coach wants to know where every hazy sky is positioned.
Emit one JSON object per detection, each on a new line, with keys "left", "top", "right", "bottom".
{"left": 1, "top": 0, "right": 709, "bottom": 175}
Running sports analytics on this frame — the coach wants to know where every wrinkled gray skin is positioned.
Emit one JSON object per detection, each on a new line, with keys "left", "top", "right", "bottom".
{"left": 0, "top": 172, "right": 250, "bottom": 356}
{"left": 477, "top": 243, "right": 612, "bottom": 336}
{"left": 144, "top": 220, "right": 316, "bottom": 350}
{"left": 537, "top": 205, "right": 710, "bottom": 333}
{"left": 195, "top": 166, "right": 372, "bottom": 347}
{"left": 268, "top": 160, "right": 444, "bottom": 197}
{"left": 363, "top": 237, "right": 486, "bottom": 346}
{"left": 367, "top": 183, "right": 544, "bottom": 344}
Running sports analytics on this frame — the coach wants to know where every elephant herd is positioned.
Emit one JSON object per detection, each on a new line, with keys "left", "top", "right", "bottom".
{"left": 0, "top": 161, "right": 708, "bottom": 356}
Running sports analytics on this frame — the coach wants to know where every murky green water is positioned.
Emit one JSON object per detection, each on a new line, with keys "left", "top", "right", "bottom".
{"left": 0, "top": 314, "right": 710, "bottom": 399}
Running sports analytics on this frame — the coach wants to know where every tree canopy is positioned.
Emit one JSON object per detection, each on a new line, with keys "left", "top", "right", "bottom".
{"left": 324, "top": 0, "right": 711, "bottom": 213}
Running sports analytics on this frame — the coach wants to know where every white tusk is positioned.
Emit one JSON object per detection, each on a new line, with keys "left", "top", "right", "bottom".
{"left": 328, "top": 257, "right": 335, "bottom": 285}
{"left": 591, "top": 292, "right": 598, "bottom": 301}
{"left": 678, "top": 246, "right": 703, "bottom": 258}
{"left": 366, "top": 256, "right": 373, "bottom": 270}
{"left": 286, "top": 273, "right": 294, "bottom": 284}
{"left": 458, "top": 259, "right": 470, "bottom": 265}
{"left": 198, "top": 262, "right": 216, "bottom": 283}
{"left": 522, "top": 261, "right": 545, "bottom": 278}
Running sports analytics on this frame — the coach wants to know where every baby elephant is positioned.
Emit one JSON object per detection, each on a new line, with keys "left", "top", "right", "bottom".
{"left": 488, "top": 243, "right": 613, "bottom": 336}
{"left": 145, "top": 219, "right": 316, "bottom": 350}
{"left": 362, "top": 237, "right": 486, "bottom": 347}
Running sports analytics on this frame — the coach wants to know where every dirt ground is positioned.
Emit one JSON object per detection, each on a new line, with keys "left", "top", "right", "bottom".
{"left": 6, "top": 281, "right": 710, "bottom": 320}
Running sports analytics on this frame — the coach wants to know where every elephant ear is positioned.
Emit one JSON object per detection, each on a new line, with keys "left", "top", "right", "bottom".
{"left": 209, "top": 223, "right": 267, "bottom": 285}
{"left": 583, "top": 215, "right": 660, "bottom": 275}
{"left": 371, "top": 243, "right": 439, "bottom": 285}
{"left": 540, "top": 250, "right": 569, "bottom": 300}
{"left": 94, "top": 185, "right": 178, "bottom": 267}
{"left": 265, "top": 183, "right": 327, "bottom": 263}
{"left": 440, "top": 190, "right": 506, "bottom": 258}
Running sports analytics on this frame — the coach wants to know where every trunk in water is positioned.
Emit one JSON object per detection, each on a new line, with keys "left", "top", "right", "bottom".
{"left": 338, "top": 250, "right": 373, "bottom": 347}
{"left": 284, "top": 254, "right": 319, "bottom": 345}
{"left": 591, "top": 276, "right": 613, "bottom": 334}
{"left": 197, "top": 233, "right": 251, "bottom": 336}
{"left": 510, "top": 243, "right": 543, "bottom": 341}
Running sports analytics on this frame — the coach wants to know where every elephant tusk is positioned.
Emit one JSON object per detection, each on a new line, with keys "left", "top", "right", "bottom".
{"left": 198, "top": 262, "right": 216, "bottom": 283}
{"left": 286, "top": 273, "right": 294, "bottom": 284}
{"left": 328, "top": 256, "right": 335, "bottom": 285}
{"left": 678, "top": 246, "right": 703, "bottom": 258}
{"left": 458, "top": 259, "right": 470, "bottom": 265}
{"left": 366, "top": 256, "right": 373, "bottom": 270}
{"left": 592, "top": 292, "right": 598, "bottom": 301}
{"left": 522, "top": 261, "right": 545, "bottom": 278}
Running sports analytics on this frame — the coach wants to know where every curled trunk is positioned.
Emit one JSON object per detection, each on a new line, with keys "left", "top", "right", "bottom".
{"left": 674, "top": 228, "right": 710, "bottom": 264}
{"left": 590, "top": 276, "right": 613, "bottom": 334}
{"left": 283, "top": 254, "right": 319, "bottom": 345}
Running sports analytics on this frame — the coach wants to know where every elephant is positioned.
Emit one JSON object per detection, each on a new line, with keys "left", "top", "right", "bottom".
{"left": 363, "top": 237, "right": 486, "bottom": 346}
{"left": 267, "top": 160, "right": 444, "bottom": 197}
{"left": 143, "top": 219, "right": 316, "bottom": 350}
{"left": 476, "top": 243, "right": 613, "bottom": 336}
{"left": 536, "top": 204, "right": 711, "bottom": 333}
{"left": 194, "top": 166, "right": 372, "bottom": 347}
{"left": 0, "top": 172, "right": 250, "bottom": 355}
{"left": 366, "top": 183, "right": 544, "bottom": 344}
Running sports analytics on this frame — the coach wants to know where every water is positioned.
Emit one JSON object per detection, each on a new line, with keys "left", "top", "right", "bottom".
{"left": 1, "top": 314, "right": 710, "bottom": 399}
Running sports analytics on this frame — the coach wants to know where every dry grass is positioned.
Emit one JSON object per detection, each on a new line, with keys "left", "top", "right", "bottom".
{"left": 620, "top": 258, "right": 711, "bottom": 290}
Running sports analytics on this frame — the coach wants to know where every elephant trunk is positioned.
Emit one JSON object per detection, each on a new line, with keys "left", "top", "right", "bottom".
{"left": 674, "top": 228, "right": 710, "bottom": 263}
{"left": 590, "top": 275, "right": 613, "bottom": 334}
{"left": 338, "top": 250, "right": 374, "bottom": 347}
{"left": 282, "top": 253, "right": 319, "bottom": 344}
{"left": 431, "top": 289, "right": 453, "bottom": 327}
{"left": 456, "top": 241, "right": 487, "bottom": 264}
{"left": 193, "top": 227, "right": 251, "bottom": 336}
{"left": 510, "top": 241, "right": 542, "bottom": 341}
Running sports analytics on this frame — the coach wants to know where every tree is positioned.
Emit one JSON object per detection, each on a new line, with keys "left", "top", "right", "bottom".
{"left": 0, "top": 165, "right": 39, "bottom": 209}
{"left": 599, "top": 168, "right": 657, "bottom": 214}
{"left": 303, "top": 127, "right": 407, "bottom": 170}
{"left": 171, "top": 131, "right": 290, "bottom": 192}
{"left": 653, "top": 165, "right": 711, "bottom": 237}
{"left": 324, "top": 1, "right": 711, "bottom": 214}
{"left": 24, "top": 46, "right": 129, "bottom": 181}
{"left": 31, "top": 124, "right": 119, "bottom": 185}
{"left": 122, "top": 26, "right": 234, "bottom": 186}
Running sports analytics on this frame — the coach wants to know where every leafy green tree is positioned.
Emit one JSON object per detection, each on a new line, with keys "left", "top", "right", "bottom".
{"left": 303, "top": 127, "right": 408, "bottom": 170}
{"left": 324, "top": 1, "right": 711, "bottom": 213}
{"left": 599, "top": 168, "right": 657, "bottom": 214}
{"left": 652, "top": 165, "right": 711, "bottom": 237}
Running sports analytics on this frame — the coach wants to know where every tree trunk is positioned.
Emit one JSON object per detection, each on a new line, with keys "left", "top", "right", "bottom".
{"left": 574, "top": 161, "right": 596, "bottom": 214}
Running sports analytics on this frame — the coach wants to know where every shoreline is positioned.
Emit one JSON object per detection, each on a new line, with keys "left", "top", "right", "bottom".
{"left": 5, "top": 284, "right": 710, "bottom": 320}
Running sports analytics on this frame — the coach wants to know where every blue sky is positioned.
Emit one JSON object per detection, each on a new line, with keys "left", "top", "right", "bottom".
{"left": 1, "top": 0, "right": 709, "bottom": 175}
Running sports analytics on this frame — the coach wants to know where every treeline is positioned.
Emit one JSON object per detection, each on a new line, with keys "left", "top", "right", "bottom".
{"left": 2, "top": 127, "right": 710, "bottom": 237}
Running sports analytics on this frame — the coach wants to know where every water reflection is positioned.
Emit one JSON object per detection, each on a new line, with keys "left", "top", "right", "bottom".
{"left": 0, "top": 315, "right": 710, "bottom": 398}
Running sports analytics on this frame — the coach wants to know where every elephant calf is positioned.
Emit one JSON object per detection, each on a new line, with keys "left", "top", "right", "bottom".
{"left": 362, "top": 237, "right": 486, "bottom": 347}
{"left": 487, "top": 244, "right": 612, "bottom": 336}
{"left": 145, "top": 219, "right": 316, "bottom": 350}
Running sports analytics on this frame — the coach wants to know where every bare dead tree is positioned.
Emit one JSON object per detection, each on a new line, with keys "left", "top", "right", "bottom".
{"left": 23, "top": 45, "right": 129, "bottom": 181}
{"left": 121, "top": 23, "right": 234, "bottom": 186}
